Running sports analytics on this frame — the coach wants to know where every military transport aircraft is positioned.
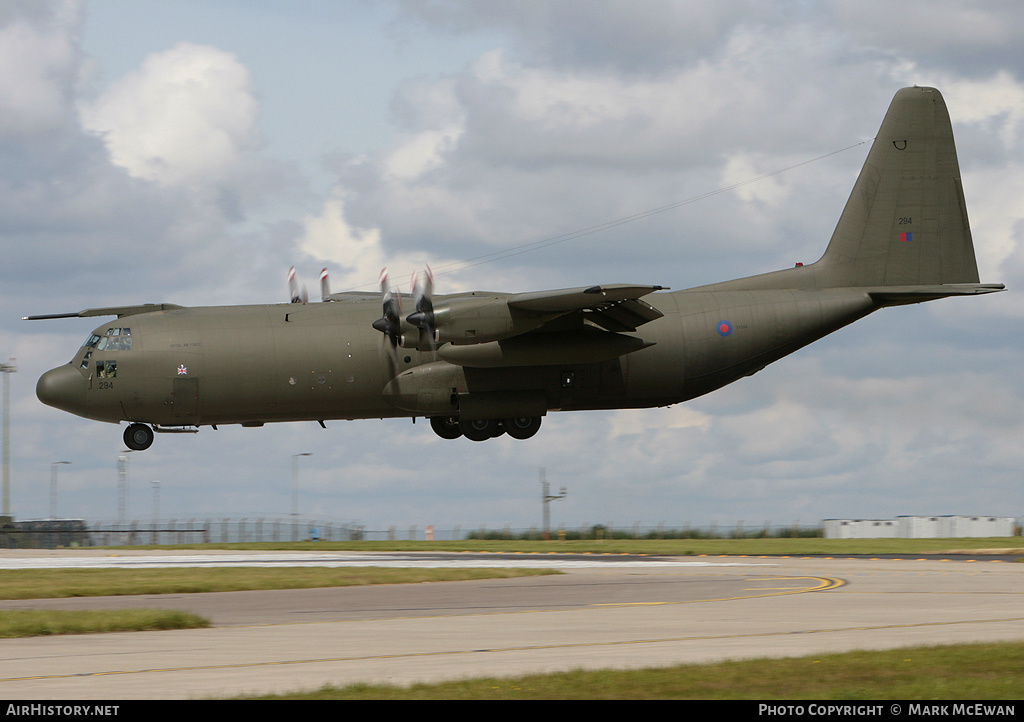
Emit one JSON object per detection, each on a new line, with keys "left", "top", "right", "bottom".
{"left": 28, "top": 87, "right": 1004, "bottom": 450}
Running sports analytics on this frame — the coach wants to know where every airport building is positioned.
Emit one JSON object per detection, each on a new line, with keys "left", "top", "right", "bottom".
{"left": 823, "top": 515, "right": 1017, "bottom": 539}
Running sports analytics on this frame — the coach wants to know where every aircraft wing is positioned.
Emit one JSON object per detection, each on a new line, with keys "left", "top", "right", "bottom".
{"left": 432, "top": 284, "right": 668, "bottom": 367}
{"left": 508, "top": 284, "right": 667, "bottom": 332}
{"left": 23, "top": 304, "right": 185, "bottom": 320}
{"left": 508, "top": 284, "right": 665, "bottom": 311}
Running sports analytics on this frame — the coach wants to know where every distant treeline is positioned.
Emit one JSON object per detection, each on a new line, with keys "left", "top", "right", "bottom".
{"left": 465, "top": 524, "right": 823, "bottom": 541}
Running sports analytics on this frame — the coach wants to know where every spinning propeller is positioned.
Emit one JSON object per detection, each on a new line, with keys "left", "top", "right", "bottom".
{"left": 407, "top": 266, "right": 438, "bottom": 353}
{"left": 289, "top": 267, "right": 335, "bottom": 303}
{"left": 370, "top": 266, "right": 439, "bottom": 356}
{"left": 287, "top": 266, "right": 308, "bottom": 304}
{"left": 371, "top": 268, "right": 403, "bottom": 350}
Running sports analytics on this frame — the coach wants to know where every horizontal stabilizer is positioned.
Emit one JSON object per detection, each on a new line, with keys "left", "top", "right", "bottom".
{"left": 869, "top": 283, "right": 1005, "bottom": 306}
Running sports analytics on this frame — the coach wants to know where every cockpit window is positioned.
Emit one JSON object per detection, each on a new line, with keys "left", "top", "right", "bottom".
{"left": 96, "top": 360, "right": 117, "bottom": 378}
{"left": 91, "top": 327, "right": 132, "bottom": 352}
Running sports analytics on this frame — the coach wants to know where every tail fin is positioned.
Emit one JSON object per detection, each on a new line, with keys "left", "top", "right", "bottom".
{"left": 816, "top": 86, "right": 980, "bottom": 287}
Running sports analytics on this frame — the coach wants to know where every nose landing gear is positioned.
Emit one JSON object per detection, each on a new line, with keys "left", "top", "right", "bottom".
{"left": 123, "top": 423, "right": 154, "bottom": 451}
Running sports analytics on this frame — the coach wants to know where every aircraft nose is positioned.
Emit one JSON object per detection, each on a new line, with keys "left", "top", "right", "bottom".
{"left": 36, "top": 364, "right": 86, "bottom": 413}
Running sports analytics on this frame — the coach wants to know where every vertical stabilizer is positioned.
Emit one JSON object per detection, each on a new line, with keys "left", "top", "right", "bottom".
{"left": 816, "top": 86, "right": 980, "bottom": 287}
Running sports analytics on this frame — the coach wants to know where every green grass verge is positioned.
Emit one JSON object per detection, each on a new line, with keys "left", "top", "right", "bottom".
{"left": 0, "top": 609, "right": 209, "bottom": 637}
{"left": 0, "top": 567, "right": 558, "bottom": 637}
{"left": 0, "top": 567, "right": 559, "bottom": 600}
{"left": 238, "top": 642, "right": 1024, "bottom": 700}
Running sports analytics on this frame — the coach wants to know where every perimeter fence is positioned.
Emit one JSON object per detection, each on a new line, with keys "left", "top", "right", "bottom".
{"left": 0, "top": 518, "right": 825, "bottom": 549}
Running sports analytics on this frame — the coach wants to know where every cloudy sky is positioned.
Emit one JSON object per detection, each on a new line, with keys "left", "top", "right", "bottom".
{"left": 2, "top": 0, "right": 1022, "bottom": 535}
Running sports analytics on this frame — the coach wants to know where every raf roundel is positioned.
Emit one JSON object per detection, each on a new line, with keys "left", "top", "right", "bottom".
{"left": 716, "top": 320, "right": 733, "bottom": 337}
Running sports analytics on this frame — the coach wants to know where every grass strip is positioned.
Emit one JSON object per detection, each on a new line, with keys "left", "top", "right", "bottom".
{"left": 0, "top": 567, "right": 559, "bottom": 600}
{"left": 238, "top": 641, "right": 1024, "bottom": 700}
{"left": 0, "top": 609, "right": 208, "bottom": 637}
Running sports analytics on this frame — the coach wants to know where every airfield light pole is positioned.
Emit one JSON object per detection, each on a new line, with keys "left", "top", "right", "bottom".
{"left": 50, "top": 461, "right": 71, "bottom": 520}
{"left": 151, "top": 480, "right": 160, "bottom": 544}
{"left": 540, "top": 467, "right": 567, "bottom": 541}
{"left": 291, "top": 453, "right": 312, "bottom": 542}
{"left": 117, "top": 454, "right": 130, "bottom": 528}
{"left": 1, "top": 360, "right": 15, "bottom": 519}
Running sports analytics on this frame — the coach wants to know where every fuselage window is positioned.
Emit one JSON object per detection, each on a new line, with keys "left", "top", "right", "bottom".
{"left": 96, "top": 360, "right": 117, "bottom": 378}
{"left": 80, "top": 350, "right": 92, "bottom": 370}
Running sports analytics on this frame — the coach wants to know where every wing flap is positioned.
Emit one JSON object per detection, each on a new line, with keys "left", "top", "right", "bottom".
{"left": 585, "top": 298, "right": 664, "bottom": 332}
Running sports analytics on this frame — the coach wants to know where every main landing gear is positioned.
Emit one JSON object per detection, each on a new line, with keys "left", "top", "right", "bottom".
{"left": 123, "top": 422, "right": 154, "bottom": 451}
{"left": 429, "top": 415, "right": 542, "bottom": 441}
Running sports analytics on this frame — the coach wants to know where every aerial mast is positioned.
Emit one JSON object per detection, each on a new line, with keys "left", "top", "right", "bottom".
{"left": 540, "top": 467, "right": 566, "bottom": 540}
{"left": 1, "top": 360, "right": 16, "bottom": 519}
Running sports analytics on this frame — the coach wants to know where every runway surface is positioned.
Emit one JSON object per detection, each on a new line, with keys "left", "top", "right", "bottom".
{"left": 0, "top": 550, "right": 1022, "bottom": 699}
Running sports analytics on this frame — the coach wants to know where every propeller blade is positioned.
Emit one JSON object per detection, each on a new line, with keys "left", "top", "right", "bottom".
{"left": 407, "top": 266, "right": 437, "bottom": 352}
{"left": 288, "top": 267, "right": 307, "bottom": 304}
{"left": 413, "top": 265, "right": 433, "bottom": 308}
{"left": 371, "top": 268, "right": 402, "bottom": 345}
{"left": 320, "top": 268, "right": 331, "bottom": 302}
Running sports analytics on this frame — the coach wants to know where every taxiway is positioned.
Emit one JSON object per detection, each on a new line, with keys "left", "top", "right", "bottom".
{"left": 0, "top": 550, "right": 1021, "bottom": 699}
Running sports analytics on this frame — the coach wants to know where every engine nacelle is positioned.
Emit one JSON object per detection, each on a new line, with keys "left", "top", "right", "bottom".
{"left": 430, "top": 295, "right": 549, "bottom": 346}
{"left": 381, "top": 362, "right": 465, "bottom": 414}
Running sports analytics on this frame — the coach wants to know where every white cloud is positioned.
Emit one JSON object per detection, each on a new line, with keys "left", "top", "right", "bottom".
{"left": 384, "top": 127, "right": 463, "bottom": 181}
{"left": 297, "top": 191, "right": 467, "bottom": 295}
{"left": 938, "top": 72, "right": 1024, "bottom": 292}
{"left": 385, "top": 75, "right": 465, "bottom": 180}
{"left": 298, "top": 193, "right": 385, "bottom": 288}
{"left": 721, "top": 153, "right": 790, "bottom": 206}
{"left": 944, "top": 72, "right": 1024, "bottom": 147}
{"left": 79, "top": 42, "right": 260, "bottom": 188}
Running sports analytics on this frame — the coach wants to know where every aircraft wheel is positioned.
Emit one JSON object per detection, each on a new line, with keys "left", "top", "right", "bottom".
{"left": 123, "top": 423, "right": 154, "bottom": 451}
{"left": 504, "top": 416, "right": 541, "bottom": 440}
{"left": 460, "top": 419, "right": 499, "bottom": 442}
{"left": 429, "top": 416, "right": 462, "bottom": 440}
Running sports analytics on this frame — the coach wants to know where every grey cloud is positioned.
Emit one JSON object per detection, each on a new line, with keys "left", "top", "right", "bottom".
{"left": 393, "top": 0, "right": 762, "bottom": 74}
